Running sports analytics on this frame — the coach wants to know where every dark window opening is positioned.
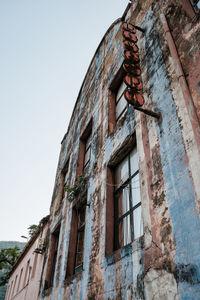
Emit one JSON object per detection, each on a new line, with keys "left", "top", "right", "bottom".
{"left": 62, "top": 159, "right": 70, "bottom": 200}
{"left": 74, "top": 204, "right": 86, "bottom": 273}
{"left": 49, "top": 226, "right": 60, "bottom": 286}
{"left": 45, "top": 224, "right": 60, "bottom": 288}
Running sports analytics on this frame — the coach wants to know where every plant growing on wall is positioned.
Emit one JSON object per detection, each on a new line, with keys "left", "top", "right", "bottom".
{"left": 65, "top": 174, "right": 88, "bottom": 202}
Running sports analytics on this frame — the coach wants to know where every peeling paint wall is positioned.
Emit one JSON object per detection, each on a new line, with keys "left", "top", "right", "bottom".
{"left": 39, "top": 1, "right": 200, "bottom": 299}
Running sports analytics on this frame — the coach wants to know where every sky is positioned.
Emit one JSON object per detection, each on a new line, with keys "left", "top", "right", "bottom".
{"left": 0, "top": 0, "right": 129, "bottom": 241}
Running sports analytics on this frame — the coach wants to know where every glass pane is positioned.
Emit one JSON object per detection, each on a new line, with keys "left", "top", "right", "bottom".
{"left": 75, "top": 229, "right": 85, "bottom": 267}
{"left": 85, "top": 134, "right": 92, "bottom": 151}
{"left": 130, "top": 147, "right": 138, "bottom": 175}
{"left": 116, "top": 94, "right": 127, "bottom": 120}
{"left": 116, "top": 187, "right": 130, "bottom": 218}
{"left": 133, "top": 205, "right": 143, "bottom": 240}
{"left": 84, "top": 147, "right": 91, "bottom": 167}
{"left": 118, "top": 215, "right": 131, "bottom": 248}
{"left": 131, "top": 173, "right": 141, "bottom": 207}
{"left": 116, "top": 81, "right": 126, "bottom": 101}
{"left": 115, "top": 157, "right": 129, "bottom": 188}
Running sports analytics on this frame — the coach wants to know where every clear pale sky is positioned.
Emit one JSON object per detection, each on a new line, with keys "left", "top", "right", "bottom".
{"left": 0, "top": 0, "right": 128, "bottom": 241}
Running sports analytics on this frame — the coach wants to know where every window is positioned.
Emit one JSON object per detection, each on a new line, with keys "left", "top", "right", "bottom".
{"left": 61, "top": 159, "right": 70, "bottom": 200}
{"left": 106, "top": 139, "right": 143, "bottom": 256}
{"left": 115, "top": 81, "right": 129, "bottom": 123}
{"left": 49, "top": 226, "right": 60, "bottom": 286}
{"left": 108, "top": 66, "right": 127, "bottom": 134}
{"left": 31, "top": 253, "right": 38, "bottom": 279}
{"left": 45, "top": 225, "right": 60, "bottom": 288}
{"left": 66, "top": 200, "right": 87, "bottom": 277}
{"left": 76, "top": 119, "right": 92, "bottom": 177}
{"left": 74, "top": 204, "right": 86, "bottom": 273}
{"left": 114, "top": 147, "right": 143, "bottom": 249}
{"left": 83, "top": 131, "right": 92, "bottom": 172}
{"left": 190, "top": 0, "right": 200, "bottom": 11}
{"left": 23, "top": 260, "right": 30, "bottom": 287}
{"left": 17, "top": 268, "right": 23, "bottom": 292}
{"left": 9, "top": 281, "right": 13, "bottom": 300}
{"left": 12, "top": 275, "right": 18, "bottom": 297}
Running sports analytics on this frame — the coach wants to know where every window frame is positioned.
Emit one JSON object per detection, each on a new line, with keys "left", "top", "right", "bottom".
{"left": 45, "top": 224, "right": 60, "bottom": 289}
{"left": 114, "top": 149, "right": 142, "bottom": 250}
{"left": 83, "top": 131, "right": 92, "bottom": 172}
{"left": 115, "top": 81, "right": 129, "bottom": 123}
{"left": 108, "top": 66, "right": 127, "bottom": 135}
{"left": 190, "top": 0, "right": 200, "bottom": 12}
{"left": 106, "top": 134, "right": 143, "bottom": 256}
{"left": 74, "top": 202, "right": 86, "bottom": 274}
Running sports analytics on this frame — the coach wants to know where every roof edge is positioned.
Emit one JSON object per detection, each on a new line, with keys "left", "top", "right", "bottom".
{"left": 61, "top": 3, "right": 131, "bottom": 144}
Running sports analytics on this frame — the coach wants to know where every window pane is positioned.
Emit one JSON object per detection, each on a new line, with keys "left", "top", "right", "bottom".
{"left": 130, "top": 147, "right": 138, "bottom": 175}
{"left": 133, "top": 205, "right": 143, "bottom": 240}
{"left": 131, "top": 173, "right": 141, "bottom": 207}
{"left": 84, "top": 147, "right": 91, "bottom": 168}
{"left": 116, "top": 82, "right": 126, "bottom": 101}
{"left": 118, "top": 215, "right": 131, "bottom": 248}
{"left": 85, "top": 133, "right": 92, "bottom": 151}
{"left": 115, "top": 157, "right": 129, "bottom": 188}
{"left": 75, "top": 229, "right": 85, "bottom": 268}
{"left": 116, "top": 95, "right": 127, "bottom": 120}
{"left": 116, "top": 187, "right": 130, "bottom": 218}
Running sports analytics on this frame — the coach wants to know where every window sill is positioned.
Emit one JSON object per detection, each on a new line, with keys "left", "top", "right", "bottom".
{"left": 106, "top": 236, "right": 144, "bottom": 266}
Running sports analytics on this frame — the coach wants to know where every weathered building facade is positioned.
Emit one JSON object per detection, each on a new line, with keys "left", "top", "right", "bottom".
{"left": 5, "top": 216, "right": 49, "bottom": 300}
{"left": 40, "top": 1, "right": 200, "bottom": 299}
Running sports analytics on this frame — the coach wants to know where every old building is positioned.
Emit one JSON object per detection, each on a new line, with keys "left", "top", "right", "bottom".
{"left": 5, "top": 216, "right": 49, "bottom": 300}
{"left": 40, "top": 0, "right": 200, "bottom": 299}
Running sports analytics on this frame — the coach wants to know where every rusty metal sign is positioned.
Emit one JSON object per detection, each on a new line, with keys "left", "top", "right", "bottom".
{"left": 122, "top": 22, "right": 136, "bottom": 33}
{"left": 122, "top": 63, "right": 141, "bottom": 75}
{"left": 124, "top": 88, "right": 144, "bottom": 107}
{"left": 124, "top": 75, "right": 143, "bottom": 90}
{"left": 122, "top": 23, "right": 161, "bottom": 120}
{"left": 122, "top": 22, "right": 144, "bottom": 108}
{"left": 123, "top": 40, "right": 139, "bottom": 52}
{"left": 124, "top": 50, "right": 140, "bottom": 63}
{"left": 123, "top": 30, "right": 138, "bottom": 43}
{"left": 124, "top": 74, "right": 139, "bottom": 88}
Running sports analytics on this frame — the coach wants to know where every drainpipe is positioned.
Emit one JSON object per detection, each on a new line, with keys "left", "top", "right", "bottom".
{"left": 160, "top": 13, "right": 200, "bottom": 150}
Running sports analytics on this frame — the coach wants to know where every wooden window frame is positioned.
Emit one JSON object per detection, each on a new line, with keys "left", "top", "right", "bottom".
{"left": 106, "top": 135, "right": 143, "bottom": 256}
{"left": 45, "top": 224, "right": 60, "bottom": 289}
{"left": 108, "top": 66, "right": 126, "bottom": 135}
{"left": 74, "top": 202, "right": 86, "bottom": 273}
{"left": 66, "top": 197, "right": 87, "bottom": 278}
{"left": 114, "top": 150, "right": 142, "bottom": 250}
